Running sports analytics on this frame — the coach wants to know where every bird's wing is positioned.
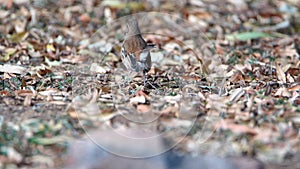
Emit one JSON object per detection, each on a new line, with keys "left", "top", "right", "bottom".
{"left": 121, "top": 47, "right": 139, "bottom": 72}
{"left": 138, "top": 50, "right": 151, "bottom": 73}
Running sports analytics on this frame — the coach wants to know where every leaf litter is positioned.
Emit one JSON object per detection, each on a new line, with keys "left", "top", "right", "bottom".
{"left": 0, "top": 0, "right": 299, "bottom": 168}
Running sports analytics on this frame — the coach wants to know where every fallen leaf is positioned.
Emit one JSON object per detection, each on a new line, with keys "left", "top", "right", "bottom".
{"left": 29, "top": 136, "right": 71, "bottom": 145}
{"left": 45, "top": 57, "right": 62, "bottom": 66}
{"left": 226, "top": 32, "right": 272, "bottom": 41}
{"left": 160, "top": 106, "right": 178, "bottom": 117}
{"left": 276, "top": 62, "right": 287, "bottom": 83}
{"left": 90, "top": 63, "right": 107, "bottom": 74}
{"left": 288, "top": 85, "right": 300, "bottom": 91}
{"left": 0, "top": 64, "right": 26, "bottom": 74}
{"left": 130, "top": 95, "right": 146, "bottom": 104}
{"left": 9, "top": 31, "right": 28, "bottom": 43}
{"left": 61, "top": 55, "right": 89, "bottom": 63}
{"left": 79, "top": 13, "right": 91, "bottom": 22}
{"left": 137, "top": 104, "right": 150, "bottom": 113}
{"left": 1, "top": 48, "right": 16, "bottom": 61}
{"left": 23, "top": 95, "right": 32, "bottom": 106}
{"left": 0, "top": 90, "right": 10, "bottom": 96}
{"left": 274, "top": 87, "right": 291, "bottom": 97}
{"left": 14, "top": 90, "right": 33, "bottom": 97}
{"left": 217, "top": 120, "right": 257, "bottom": 135}
{"left": 229, "top": 88, "right": 245, "bottom": 103}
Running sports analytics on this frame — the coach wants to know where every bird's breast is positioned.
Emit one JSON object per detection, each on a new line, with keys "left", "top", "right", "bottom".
{"left": 123, "top": 35, "right": 147, "bottom": 53}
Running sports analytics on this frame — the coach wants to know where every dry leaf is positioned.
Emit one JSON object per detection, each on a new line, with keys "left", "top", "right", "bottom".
{"left": 23, "top": 95, "right": 32, "bottom": 106}
{"left": 217, "top": 119, "right": 257, "bottom": 135}
{"left": 79, "top": 13, "right": 91, "bottom": 22}
{"left": 274, "top": 87, "right": 291, "bottom": 97}
{"left": 137, "top": 104, "right": 150, "bottom": 113}
{"left": 229, "top": 88, "right": 245, "bottom": 103}
{"left": 0, "top": 64, "right": 26, "bottom": 74}
{"left": 90, "top": 63, "right": 107, "bottom": 74}
{"left": 0, "top": 90, "right": 10, "bottom": 96}
{"left": 275, "top": 62, "right": 287, "bottom": 83}
{"left": 130, "top": 95, "right": 146, "bottom": 104}
{"left": 160, "top": 106, "right": 178, "bottom": 117}
{"left": 14, "top": 90, "right": 33, "bottom": 97}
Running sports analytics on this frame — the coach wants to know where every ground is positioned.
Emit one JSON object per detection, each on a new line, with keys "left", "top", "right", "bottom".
{"left": 0, "top": 0, "right": 299, "bottom": 168}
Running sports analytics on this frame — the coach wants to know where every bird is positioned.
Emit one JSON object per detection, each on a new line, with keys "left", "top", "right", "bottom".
{"left": 121, "top": 18, "right": 155, "bottom": 86}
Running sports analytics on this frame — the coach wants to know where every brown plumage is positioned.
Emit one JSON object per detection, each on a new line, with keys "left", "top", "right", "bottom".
{"left": 122, "top": 18, "right": 147, "bottom": 53}
{"left": 121, "top": 18, "right": 155, "bottom": 85}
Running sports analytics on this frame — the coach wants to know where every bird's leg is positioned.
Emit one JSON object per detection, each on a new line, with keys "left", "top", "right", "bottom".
{"left": 143, "top": 71, "right": 157, "bottom": 90}
{"left": 143, "top": 71, "right": 146, "bottom": 87}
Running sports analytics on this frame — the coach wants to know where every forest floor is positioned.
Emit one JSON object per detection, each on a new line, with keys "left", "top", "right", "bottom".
{"left": 0, "top": 0, "right": 299, "bottom": 168}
